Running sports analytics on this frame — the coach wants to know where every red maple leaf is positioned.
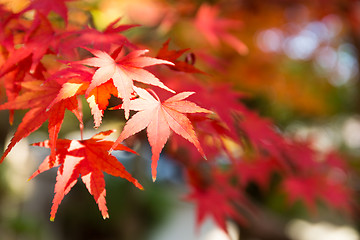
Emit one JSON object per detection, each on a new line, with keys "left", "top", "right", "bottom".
{"left": 0, "top": 80, "right": 81, "bottom": 163}
{"left": 29, "top": 130, "right": 143, "bottom": 221}
{"left": 1, "top": 58, "right": 33, "bottom": 124}
{"left": 0, "top": 14, "right": 54, "bottom": 125}
{"left": 186, "top": 167, "right": 249, "bottom": 232}
{"left": 0, "top": 15, "right": 54, "bottom": 77}
{"left": 76, "top": 47, "right": 175, "bottom": 120}
{"left": 160, "top": 81, "right": 250, "bottom": 163}
{"left": 185, "top": 82, "right": 249, "bottom": 141}
{"left": 283, "top": 151, "right": 353, "bottom": 214}
{"left": 156, "top": 40, "right": 204, "bottom": 74}
{"left": 237, "top": 157, "right": 279, "bottom": 190}
{"left": 195, "top": 4, "right": 248, "bottom": 55}
{"left": 283, "top": 175, "right": 323, "bottom": 212}
{"left": 45, "top": 67, "right": 118, "bottom": 128}
{"left": 110, "top": 86, "right": 212, "bottom": 181}
{"left": 19, "top": 0, "right": 74, "bottom": 25}
{"left": 57, "top": 18, "right": 138, "bottom": 58}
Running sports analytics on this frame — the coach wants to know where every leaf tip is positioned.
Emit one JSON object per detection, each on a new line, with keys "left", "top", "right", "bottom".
{"left": 124, "top": 111, "right": 130, "bottom": 120}
{"left": 50, "top": 217, "right": 55, "bottom": 222}
{"left": 152, "top": 176, "right": 156, "bottom": 182}
{"left": 103, "top": 213, "right": 110, "bottom": 220}
{"left": 135, "top": 181, "right": 144, "bottom": 190}
{"left": 201, "top": 151, "right": 208, "bottom": 160}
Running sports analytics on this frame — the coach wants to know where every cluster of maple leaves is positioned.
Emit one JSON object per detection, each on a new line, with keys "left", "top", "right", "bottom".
{"left": 0, "top": 0, "right": 354, "bottom": 231}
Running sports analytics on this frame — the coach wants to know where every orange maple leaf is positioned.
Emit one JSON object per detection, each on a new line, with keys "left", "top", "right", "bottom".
{"left": 29, "top": 130, "right": 143, "bottom": 221}
{"left": 110, "top": 86, "right": 212, "bottom": 181}
{"left": 86, "top": 80, "right": 119, "bottom": 128}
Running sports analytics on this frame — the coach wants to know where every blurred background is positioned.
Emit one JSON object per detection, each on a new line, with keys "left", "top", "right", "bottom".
{"left": 1, "top": 0, "right": 360, "bottom": 239}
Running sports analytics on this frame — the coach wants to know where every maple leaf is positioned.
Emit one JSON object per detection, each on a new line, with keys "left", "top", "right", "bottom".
{"left": 1, "top": 57, "right": 33, "bottom": 124}
{"left": 76, "top": 47, "right": 175, "bottom": 120}
{"left": 0, "top": 80, "right": 81, "bottom": 163}
{"left": 0, "top": 15, "right": 54, "bottom": 77}
{"left": 110, "top": 86, "right": 212, "bottom": 181}
{"left": 237, "top": 111, "right": 295, "bottom": 173}
{"left": 20, "top": 0, "right": 74, "bottom": 25}
{"left": 188, "top": 187, "right": 245, "bottom": 232}
{"left": 283, "top": 150, "right": 353, "bottom": 214}
{"left": 186, "top": 167, "right": 249, "bottom": 232}
{"left": 283, "top": 176, "right": 322, "bottom": 212}
{"left": 195, "top": 4, "right": 248, "bottom": 55}
{"left": 46, "top": 67, "right": 92, "bottom": 107}
{"left": 45, "top": 67, "right": 118, "bottom": 128}
{"left": 160, "top": 80, "right": 249, "bottom": 161}
{"left": 181, "top": 82, "right": 249, "bottom": 141}
{"left": 57, "top": 18, "right": 138, "bottom": 58}
{"left": 156, "top": 40, "right": 204, "bottom": 74}
{"left": 237, "top": 157, "right": 279, "bottom": 190}
{"left": 29, "top": 130, "right": 143, "bottom": 221}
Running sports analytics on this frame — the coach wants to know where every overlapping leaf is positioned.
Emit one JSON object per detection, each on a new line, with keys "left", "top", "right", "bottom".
{"left": 186, "top": 167, "right": 250, "bottom": 232}
{"left": 57, "top": 18, "right": 138, "bottom": 58}
{"left": 29, "top": 130, "right": 143, "bottom": 221}
{"left": 0, "top": 80, "right": 81, "bottom": 163}
{"left": 45, "top": 67, "right": 113, "bottom": 128}
{"left": 0, "top": 14, "right": 55, "bottom": 77}
{"left": 0, "top": 0, "right": 355, "bottom": 230}
{"left": 19, "top": 0, "right": 75, "bottom": 25}
{"left": 110, "top": 86, "right": 212, "bottom": 181}
{"left": 76, "top": 47, "right": 175, "bottom": 120}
